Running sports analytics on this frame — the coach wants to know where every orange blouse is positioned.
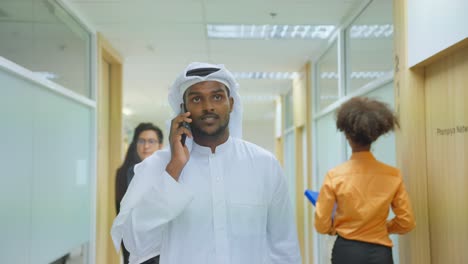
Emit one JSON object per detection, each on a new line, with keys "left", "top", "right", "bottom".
{"left": 314, "top": 151, "right": 415, "bottom": 247}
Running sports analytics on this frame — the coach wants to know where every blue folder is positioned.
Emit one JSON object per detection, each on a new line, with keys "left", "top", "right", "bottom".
{"left": 304, "top": 190, "right": 319, "bottom": 206}
{"left": 305, "top": 189, "right": 337, "bottom": 219}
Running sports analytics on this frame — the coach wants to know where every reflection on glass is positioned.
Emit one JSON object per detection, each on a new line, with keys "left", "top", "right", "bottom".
{"left": 0, "top": 0, "right": 91, "bottom": 98}
{"left": 345, "top": 0, "right": 393, "bottom": 93}
{"left": 317, "top": 41, "right": 338, "bottom": 111}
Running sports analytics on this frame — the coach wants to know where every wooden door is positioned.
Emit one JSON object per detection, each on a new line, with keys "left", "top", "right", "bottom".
{"left": 424, "top": 46, "right": 468, "bottom": 264}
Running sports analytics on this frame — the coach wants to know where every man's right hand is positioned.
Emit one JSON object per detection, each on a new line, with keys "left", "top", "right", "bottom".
{"left": 166, "top": 111, "right": 192, "bottom": 181}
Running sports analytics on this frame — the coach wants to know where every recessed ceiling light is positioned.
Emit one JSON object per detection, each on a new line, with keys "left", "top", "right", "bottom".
{"left": 233, "top": 72, "right": 299, "bottom": 80}
{"left": 207, "top": 24, "right": 335, "bottom": 40}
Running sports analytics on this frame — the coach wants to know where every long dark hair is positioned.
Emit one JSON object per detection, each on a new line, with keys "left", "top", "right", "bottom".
{"left": 115, "top": 122, "right": 163, "bottom": 213}
{"left": 120, "top": 123, "right": 163, "bottom": 171}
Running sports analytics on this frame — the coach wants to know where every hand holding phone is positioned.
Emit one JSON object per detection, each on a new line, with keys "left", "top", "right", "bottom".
{"left": 180, "top": 104, "right": 191, "bottom": 146}
{"left": 166, "top": 105, "right": 192, "bottom": 181}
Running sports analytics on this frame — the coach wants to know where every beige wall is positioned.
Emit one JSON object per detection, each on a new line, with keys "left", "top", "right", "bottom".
{"left": 394, "top": 0, "right": 468, "bottom": 263}
{"left": 243, "top": 119, "right": 275, "bottom": 154}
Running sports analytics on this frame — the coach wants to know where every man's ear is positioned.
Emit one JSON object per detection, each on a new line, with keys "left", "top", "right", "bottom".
{"left": 229, "top": 97, "right": 234, "bottom": 113}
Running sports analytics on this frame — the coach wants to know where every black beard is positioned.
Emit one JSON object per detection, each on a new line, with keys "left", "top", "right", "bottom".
{"left": 191, "top": 116, "right": 230, "bottom": 138}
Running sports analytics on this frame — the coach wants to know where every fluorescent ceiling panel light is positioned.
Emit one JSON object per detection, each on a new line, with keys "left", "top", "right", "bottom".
{"left": 233, "top": 72, "right": 298, "bottom": 80}
{"left": 349, "top": 24, "right": 393, "bottom": 38}
{"left": 207, "top": 24, "right": 335, "bottom": 40}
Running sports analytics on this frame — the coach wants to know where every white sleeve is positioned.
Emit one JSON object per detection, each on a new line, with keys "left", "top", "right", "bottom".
{"left": 267, "top": 159, "right": 302, "bottom": 264}
{"left": 111, "top": 153, "right": 194, "bottom": 262}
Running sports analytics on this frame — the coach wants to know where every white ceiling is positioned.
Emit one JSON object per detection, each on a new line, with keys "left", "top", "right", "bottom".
{"left": 67, "top": 0, "right": 364, "bottom": 130}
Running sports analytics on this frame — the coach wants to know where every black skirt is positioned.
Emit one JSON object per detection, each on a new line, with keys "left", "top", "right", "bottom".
{"left": 331, "top": 236, "right": 393, "bottom": 264}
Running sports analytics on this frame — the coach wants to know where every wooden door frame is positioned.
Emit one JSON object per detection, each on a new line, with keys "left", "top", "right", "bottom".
{"left": 96, "top": 33, "right": 123, "bottom": 264}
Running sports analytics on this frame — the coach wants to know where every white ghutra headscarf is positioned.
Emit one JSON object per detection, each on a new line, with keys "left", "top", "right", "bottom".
{"left": 168, "top": 62, "right": 243, "bottom": 141}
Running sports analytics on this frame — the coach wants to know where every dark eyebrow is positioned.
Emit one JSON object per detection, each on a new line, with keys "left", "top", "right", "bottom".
{"left": 186, "top": 90, "right": 202, "bottom": 97}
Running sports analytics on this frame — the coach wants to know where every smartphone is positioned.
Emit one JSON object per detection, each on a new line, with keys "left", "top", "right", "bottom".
{"left": 180, "top": 104, "right": 191, "bottom": 146}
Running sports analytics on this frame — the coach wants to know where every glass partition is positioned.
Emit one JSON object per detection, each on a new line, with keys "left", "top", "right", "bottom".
{"left": 345, "top": 0, "right": 393, "bottom": 93}
{"left": 312, "top": 1, "right": 397, "bottom": 263}
{"left": 0, "top": 58, "right": 93, "bottom": 264}
{"left": 283, "top": 90, "right": 296, "bottom": 217}
{"left": 284, "top": 90, "right": 294, "bottom": 128}
{"left": 314, "top": 111, "right": 345, "bottom": 264}
{"left": 316, "top": 41, "right": 339, "bottom": 111}
{"left": 0, "top": 67, "right": 34, "bottom": 264}
{"left": 284, "top": 131, "right": 296, "bottom": 218}
{"left": 0, "top": 0, "right": 91, "bottom": 97}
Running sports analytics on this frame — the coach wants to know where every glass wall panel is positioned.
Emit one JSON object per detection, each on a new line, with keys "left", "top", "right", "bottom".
{"left": 0, "top": 68, "right": 34, "bottom": 264}
{"left": 317, "top": 41, "right": 339, "bottom": 111}
{"left": 284, "top": 90, "right": 294, "bottom": 129}
{"left": 0, "top": 0, "right": 91, "bottom": 97}
{"left": 30, "top": 88, "right": 92, "bottom": 263}
{"left": 0, "top": 66, "right": 93, "bottom": 263}
{"left": 314, "top": 111, "right": 345, "bottom": 264}
{"left": 313, "top": 1, "right": 396, "bottom": 263}
{"left": 284, "top": 131, "right": 296, "bottom": 218}
{"left": 284, "top": 90, "right": 296, "bottom": 217}
{"left": 345, "top": 0, "right": 393, "bottom": 93}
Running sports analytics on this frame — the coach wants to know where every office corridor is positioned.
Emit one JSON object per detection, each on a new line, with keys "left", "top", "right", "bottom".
{"left": 1, "top": 0, "right": 467, "bottom": 263}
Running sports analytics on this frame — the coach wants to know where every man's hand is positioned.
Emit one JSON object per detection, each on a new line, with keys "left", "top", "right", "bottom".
{"left": 166, "top": 111, "right": 192, "bottom": 181}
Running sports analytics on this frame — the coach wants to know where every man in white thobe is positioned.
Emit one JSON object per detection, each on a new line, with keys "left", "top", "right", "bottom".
{"left": 111, "top": 62, "right": 301, "bottom": 264}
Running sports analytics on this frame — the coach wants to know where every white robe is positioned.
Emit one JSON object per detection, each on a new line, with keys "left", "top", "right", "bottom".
{"left": 111, "top": 137, "right": 301, "bottom": 264}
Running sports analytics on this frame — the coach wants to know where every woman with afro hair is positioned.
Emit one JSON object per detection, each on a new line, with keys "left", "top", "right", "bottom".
{"left": 314, "top": 97, "right": 415, "bottom": 264}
